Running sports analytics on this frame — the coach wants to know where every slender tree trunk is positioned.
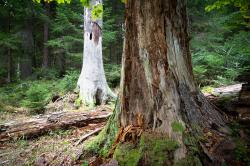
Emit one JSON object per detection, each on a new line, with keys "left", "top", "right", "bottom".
{"left": 109, "top": 45, "right": 112, "bottom": 63}
{"left": 7, "top": 49, "right": 12, "bottom": 83}
{"left": 42, "top": 2, "right": 50, "bottom": 68}
{"left": 109, "top": 0, "right": 233, "bottom": 165}
{"left": 56, "top": 50, "right": 66, "bottom": 76}
{"left": 78, "top": 0, "right": 115, "bottom": 105}
{"left": 20, "top": 20, "right": 34, "bottom": 79}
{"left": 6, "top": 11, "right": 13, "bottom": 83}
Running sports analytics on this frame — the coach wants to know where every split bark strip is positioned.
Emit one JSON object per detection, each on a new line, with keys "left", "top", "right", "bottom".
{"left": 0, "top": 110, "right": 112, "bottom": 142}
{"left": 74, "top": 127, "right": 103, "bottom": 146}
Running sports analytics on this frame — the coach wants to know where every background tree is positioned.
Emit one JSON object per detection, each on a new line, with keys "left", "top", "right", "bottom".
{"left": 77, "top": 0, "right": 115, "bottom": 105}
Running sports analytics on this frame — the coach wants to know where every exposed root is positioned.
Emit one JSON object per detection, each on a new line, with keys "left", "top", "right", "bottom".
{"left": 108, "top": 125, "right": 143, "bottom": 157}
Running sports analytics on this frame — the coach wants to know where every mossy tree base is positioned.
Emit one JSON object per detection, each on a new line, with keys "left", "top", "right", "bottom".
{"left": 113, "top": 132, "right": 179, "bottom": 166}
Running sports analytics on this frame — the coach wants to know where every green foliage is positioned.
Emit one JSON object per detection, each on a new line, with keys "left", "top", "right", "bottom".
{"left": 0, "top": 32, "right": 21, "bottom": 50}
{"left": 171, "top": 121, "right": 185, "bottom": 133}
{"left": 229, "top": 123, "right": 250, "bottom": 165}
{"left": 189, "top": 0, "right": 250, "bottom": 87}
{"left": 102, "top": 0, "right": 124, "bottom": 64}
{"left": 0, "top": 69, "right": 80, "bottom": 112}
{"left": 80, "top": 0, "right": 89, "bottom": 6}
{"left": 47, "top": 0, "right": 83, "bottom": 71}
{"left": 206, "top": 0, "right": 249, "bottom": 13}
{"left": 235, "top": 139, "right": 250, "bottom": 164}
{"left": 104, "top": 64, "right": 121, "bottom": 88}
{"left": 91, "top": 4, "right": 103, "bottom": 20}
{"left": 205, "top": 0, "right": 250, "bottom": 28}
{"left": 57, "top": 70, "right": 80, "bottom": 92}
{"left": 34, "top": 68, "right": 60, "bottom": 80}
{"left": 21, "top": 83, "right": 52, "bottom": 112}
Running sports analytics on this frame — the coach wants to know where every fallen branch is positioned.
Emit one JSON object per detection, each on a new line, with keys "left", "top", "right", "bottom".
{"left": 74, "top": 127, "right": 103, "bottom": 146}
{"left": 0, "top": 109, "right": 112, "bottom": 142}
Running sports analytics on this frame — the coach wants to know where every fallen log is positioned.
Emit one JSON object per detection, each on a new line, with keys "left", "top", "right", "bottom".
{"left": 0, "top": 109, "right": 112, "bottom": 142}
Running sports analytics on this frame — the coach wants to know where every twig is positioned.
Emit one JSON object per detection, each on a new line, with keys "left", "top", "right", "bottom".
{"left": 74, "top": 127, "right": 103, "bottom": 146}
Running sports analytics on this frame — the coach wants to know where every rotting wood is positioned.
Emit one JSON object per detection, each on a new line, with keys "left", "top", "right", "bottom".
{"left": 0, "top": 109, "right": 112, "bottom": 142}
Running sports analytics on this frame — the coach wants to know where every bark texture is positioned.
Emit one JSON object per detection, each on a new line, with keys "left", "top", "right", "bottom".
{"left": 78, "top": 0, "right": 115, "bottom": 105}
{"left": 116, "top": 0, "right": 231, "bottom": 165}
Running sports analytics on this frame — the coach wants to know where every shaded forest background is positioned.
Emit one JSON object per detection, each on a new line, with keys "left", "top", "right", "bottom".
{"left": 0, "top": 0, "right": 249, "bottom": 112}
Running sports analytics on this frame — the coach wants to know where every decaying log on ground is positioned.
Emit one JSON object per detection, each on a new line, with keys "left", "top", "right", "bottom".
{"left": 204, "top": 83, "right": 250, "bottom": 123}
{"left": 0, "top": 108, "right": 112, "bottom": 142}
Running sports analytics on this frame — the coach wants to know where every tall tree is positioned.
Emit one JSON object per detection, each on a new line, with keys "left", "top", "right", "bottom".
{"left": 99, "top": 0, "right": 234, "bottom": 165}
{"left": 19, "top": 19, "right": 34, "bottom": 79}
{"left": 42, "top": 2, "right": 50, "bottom": 68}
{"left": 77, "top": 0, "right": 115, "bottom": 105}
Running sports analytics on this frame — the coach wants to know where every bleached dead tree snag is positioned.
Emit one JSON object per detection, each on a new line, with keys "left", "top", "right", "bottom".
{"left": 78, "top": 0, "right": 115, "bottom": 105}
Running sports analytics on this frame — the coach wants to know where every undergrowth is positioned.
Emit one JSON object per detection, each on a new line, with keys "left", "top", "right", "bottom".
{"left": 0, "top": 70, "right": 79, "bottom": 113}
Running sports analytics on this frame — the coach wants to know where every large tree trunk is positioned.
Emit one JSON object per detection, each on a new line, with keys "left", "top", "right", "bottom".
{"left": 109, "top": 0, "right": 233, "bottom": 165}
{"left": 42, "top": 2, "right": 50, "bottom": 69}
{"left": 77, "top": 0, "right": 115, "bottom": 105}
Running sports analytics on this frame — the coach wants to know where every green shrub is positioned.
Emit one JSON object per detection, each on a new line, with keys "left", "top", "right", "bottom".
{"left": 21, "top": 83, "right": 52, "bottom": 113}
{"left": 33, "top": 68, "right": 60, "bottom": 80}
{"left": 104, "top": 64, "right": 121, "bottom": 88}
{"left": 56, "top": 70, "right": 80, "bottom": 93}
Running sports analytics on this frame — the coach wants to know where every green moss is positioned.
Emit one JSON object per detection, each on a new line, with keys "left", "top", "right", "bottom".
{"left": 74, "top": 97, "right": 82, "bottom": 108}
{"left": 171, "top": 121, "right": 185, "bottom": 133}
{"left": 113, "top": 133, "right": 179, "bottom": 166}
{"left": 201, "top": 86, "right": 214, "bottom": 94}
{"left": 235, "top": 139, "right": 250, "bottom": 164}
{"left": 84, "top": 99, "right": 120, "bottom": 157}
{"left": 81, "top": 160, "right": 89, "bottom": 166}
{"left": 140, "top": 133, "right": 179, "bottom": 166}
{"left": 113, "top": 143, "right": 141, "bottom": 166}
{"left": 84, "top": 126, "right": 110, "bottom": 157}
{"left": 174, "top": 155, "right": 202, "bottom": 166}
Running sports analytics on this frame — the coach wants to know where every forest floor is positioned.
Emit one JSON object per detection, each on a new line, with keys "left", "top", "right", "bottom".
{"left": 0, "top": 92, "right": 113, "bottom": 166}
{"left": 0, "top": 83, "right": 249, "bottom": 166}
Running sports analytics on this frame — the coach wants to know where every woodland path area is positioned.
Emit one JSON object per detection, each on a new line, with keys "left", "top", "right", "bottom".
{"left": 0, "top": 83, "right": 249, "bottom": 166}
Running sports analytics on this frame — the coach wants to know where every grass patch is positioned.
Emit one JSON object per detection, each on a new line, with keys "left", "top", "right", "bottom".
{"left": 171, "top": 121, "right": 185, "bottom": 133}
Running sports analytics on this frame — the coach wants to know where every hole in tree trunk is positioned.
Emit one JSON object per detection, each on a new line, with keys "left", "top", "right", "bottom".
{"left": 95, "top": 88, "right": 102, "bottom": 105}
{"left": 89, "top": 33, "right": 92, "bottom": 40}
